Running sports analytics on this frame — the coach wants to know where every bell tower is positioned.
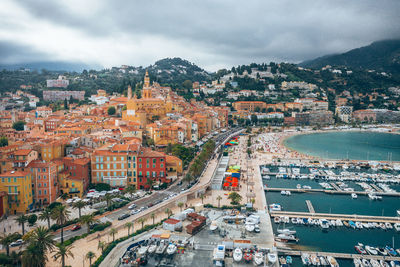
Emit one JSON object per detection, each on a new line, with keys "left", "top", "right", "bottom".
{"left": 142, "top": 70, "right": 152, "bottom": 99}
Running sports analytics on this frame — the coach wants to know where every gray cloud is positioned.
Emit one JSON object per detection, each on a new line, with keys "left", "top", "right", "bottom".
{"left": 0, "top": 40, "right": 50, "bottom": 64}
{"left": 3, "top": 0, "right": 400, "bottom": 70}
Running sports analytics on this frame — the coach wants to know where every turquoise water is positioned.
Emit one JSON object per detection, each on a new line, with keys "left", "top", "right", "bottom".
{"left": 284, "top": 131, "right": 400, "bottom": 161}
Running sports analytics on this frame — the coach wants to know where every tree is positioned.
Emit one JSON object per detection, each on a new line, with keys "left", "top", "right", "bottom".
{"left": 177, "top": 202, "right": 184, "bottom": 212}
{"left": 107, "top": 106, "right": 116, "bottom": 115}
{"left": 51, "top": 205, "right": 71, "bottom": 244}
{"left": 228, "top": 192, "right": 242, "bottom": 205}
{"left": 216, "top": 196, "right": 222, "bottom": 208}
{"left": 199, "top": 193, "right": 205, "bottom": 204}
{"left": 109, "top": 228, "right": 117, "bottom": 242}
{"left": 22, "top": 226, "right": 55, "bottom": 267}
{"left": 164, "top": 208, "right": 172, "bottom": 219}
{"left": 104, "top": 194, "right": 114, "bottom": 209}
{"left": 145, "top": 178, "right": 155, "bottom": 190}
{"left": 137, "top": 217, "right": 146, "bottom": 230}
{"left": 95, "top": 183, "right": 111, "bottom": 191}
{"left": 86, "top": 251, "right": 96, "bottom": 267}
{"left": 64, "top": 99, "right": 68, "bottom": 110}
{"left": 28, "top": 214, "right": 37, "bottom": 226}
{"left": 39, "top": 207, "right": 52, "bottom": 229}
{"left": 80, "top": 214, "right": 96, "bottom": 234}
{"left": 0, "top": 233, "right": 14, "bottom": 256}
{"left": 125, "top": 222, "right": 133, "bottom": 236}
{"left": 73, "top": 200, "right": 86, "bottom": 218}
{"left": 182, "top": 80, "right": 193, "bottom": 91}
{"left": 97, "top": 240, "right": 106, "bottom": 254}
{"left": 124, "top": 185, "right": 136, "bottom": 199}
{"left": 54, "top": 243, "right": 74, "bottom": 267}
{"left": 15, "top": 214, "right": 28, "bottom": 235}
{"left": 12, "top": 121, "right": 25, "bottom": 131}
{"left": 150, "top": 213, "right": 156, "bottom": 225}
{"left": 166, "top": 143, "right": 173, "bottom": 154}
{"left": 0, "top": 136, "right": 8, "bottom": 147}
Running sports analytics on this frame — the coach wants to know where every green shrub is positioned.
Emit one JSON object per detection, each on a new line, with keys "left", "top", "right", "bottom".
{"left": 50, "top": 218, "right": 79, "bottom": 231}
{"left": 48, "top": 202, "right": 62, "bottom": 210}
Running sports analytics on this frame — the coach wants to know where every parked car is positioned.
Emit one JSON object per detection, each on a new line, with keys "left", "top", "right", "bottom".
{"left": 71, "top": 224, "right": 81, "bottom": 231}
{"left": 89, "top": 223, "right": 100, "bottom": 229}
{"left": 10, "top": 239, "right": 24, "bottom": 247}
{"left": 128, "top": 204, "right": 137, "bottom": 210}
{"left": 118, "top": 213, "right": 130, "bottom": 220}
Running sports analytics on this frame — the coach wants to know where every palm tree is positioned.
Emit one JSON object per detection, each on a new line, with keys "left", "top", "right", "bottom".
{"left": 9, "top": 251, "right": 22, "bottom": 266}
{"left": 54, "top": 243, "right": 74, "bottom": 267}
{"left": 164, "top": 208, "right": 172, "bottom": 219}
{"left": 124, "top": 185, "right": 136, "bottom": 199}
{"left": 0, "top": 234, "right": 13, "bottom": 256}
{"left": 97, "top": 240, "right": 106, "bottom": 254}
{"left": 150, "top": 213, "right": 155, "bottom": 225}
{"left": 125, "top": 222, "right": 133, "bottom": 236}
{"left": 216, "top": 196, "right": 222, "bottom": 208}
{"left": 86, "top": 251, "right": 96, "bottom": 267}
{"left": 80, "top": 214, "right": 97, "bottom": 234}
{"left": 39, "top": 207, "right": 52, "bottom": 229}
{"left": 51, "top": 205, "right": 70, "bottom": 244}
{"left": 15, "top": 214, "right": 28, "bottom": 235}
{"left": 109, "top": 228, "right": 117, "bottom": 242}
{"left": 228, "top": 192, "right": 242, "bottom": 205}
{"left": 145, "top": 178, "right": 155, "bottom": 190}
{"left": 22, "top": 226, "right": 55, "bottom": 267}
{"left": 177, "top": 202, "right": 184, "bottom": 212}
{"left": 137, "top": 217, "right": 146, "bottom": 230}
{"left": 104, "top": 194, "right": 114, "bottom": 209}
{"left": 73, "top": 200, "right": 86, "bottom": 218}
{"left": 199, "top": 193, "right": 205, "bottom": 204}
{"left": 22, "top": 244, "right": 44, "bottom": 267}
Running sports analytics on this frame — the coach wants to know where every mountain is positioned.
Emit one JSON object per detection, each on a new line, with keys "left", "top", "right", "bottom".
{"left": 300, "top": 39, "right": 400, "bottom": 73}
{"left": 0, "top": 61, "right": 102, "bottom": 72}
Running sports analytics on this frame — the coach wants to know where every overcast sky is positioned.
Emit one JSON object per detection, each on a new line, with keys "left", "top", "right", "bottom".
{"left": 1, "top": 0, "right": 399, "bottom": 71}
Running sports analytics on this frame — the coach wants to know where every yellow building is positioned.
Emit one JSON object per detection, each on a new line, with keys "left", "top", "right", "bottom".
{"left": 122, "top": 71, "right": 173, "bottom": 125}
{"left": 59, "top": 173, "right": 84, "bottom": 198}
{"left": 39, "top": 141, "right": 64, "bottom": 162}
{"left": 165, "top": 155, "right": 183, "bottom": 178}
{"left": 0, "top": 171, "right": 33, "bottom": 214}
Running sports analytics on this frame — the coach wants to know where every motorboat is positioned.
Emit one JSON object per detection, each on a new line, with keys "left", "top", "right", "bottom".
{"left": 253, "top": 251, "right": 264, "bottom": 266}
{"left": 148, "top": 243, "right": 157, "bottom": 254}
{"left": 155, "top": 240, "right": 167, "bottom": 254}
{"left": 274, "top": 217, "right": 281, "bottom": 223}
{"left": 335, "top": 219, "right": 343, "bottom": 227}
{"left": 351, "top": 193, "right": 358, "bottom": 199}
{"left": 361, "top": 258, "right": 371, "bottom": 267}
{"left": 277, "top": 228, "right": 296, "bottom": 235}
{"left": 166, "top": 243, "right": 177, "bottom": 255}
{"left": 301, "top": 253, "right": 311, "bottom": 265}
{"left": 327, "top": 256, "right": 339, "bottom": 267}
{"left": 394, "top": 223, "right": 400, "bottom": 232}
{"left": 279, "top": 256, "right": 286, "bottom": 265}
{"left": 349, "top": 221, "right": 356, "bottom": 229}
{"left": 380, "top": 260, "right": 390, "bottom": 267}
{"left": 355, "top": 221, "right": 363, "bottom": 229}
{"left": 286, "top": 256, "right": 293, "bottom": 265}
{"left": 319, "top": 256, "right": 328, "bottom": 266}
{"left": 319, "top": 219, "right": 330, "bottom": 229}
{"left": 310, "top": 254, "right": 321, "bottom": 266}
{"left": 245, "top": 223, "right": 255, "bottom": 232}
{"left": 210, "top": 221, "right": 218, "bottom": 231}
{"left": 385, "top": 222, "right": 393, "bottom": 229}
{"left": 365, "top": 245, "right": 378, "bottom": 255}
{"left": 243, "top": 251, "right": 253, "bottom": 263}
{"left": 343, "top": 221, "right": 349, "bottom": 227}
{"left": 267, "top": 253, "right": 277, "bottom": 264}
{"left": 385, "top": 246, "right": 398, "bottom": 257}
{"left": 377, "top": 247, "right": 388, "bottom": 256}
{"left": 355, "top": 245, "right": 367, "bottom": 254}
{"left": 370, "top": 259, "right": 381, "bottom": 267}
{"left": 277, "top": 233, "right": 298, "bottom": 242}
{"left": 269, "top": 203, "right": 282, "bottom": 212}
{"left": 354, "top": 258, "right": 362, "bottom": 267}
{"left": 233, "top": 248, "right": 243, "bottom": 262}
{"left": 137, "top": 245, "right": 149, "bottom": 256}
{"left": 254, "top": 225, "right": 260, "bottom": 233}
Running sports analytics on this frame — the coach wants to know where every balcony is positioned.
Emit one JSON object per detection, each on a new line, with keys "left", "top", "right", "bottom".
{"left": 7, "top": 191, "right": 20, "bottom": 195}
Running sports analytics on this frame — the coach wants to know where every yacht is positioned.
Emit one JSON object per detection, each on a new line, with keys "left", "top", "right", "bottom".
{"left": 233, "top": 248, "right": 243, "bottom": 262}
{"left": 351, "top": 193, "right": 358, "bottom": 199}
{"left": 210, "top": 221, "right": 218, "bottom": 231}
{"left": 355, "top": 245, "right": 367, "bottom": 254}
{"left": 166, "top": 243, "right": 177, "bottom": 255}
{"left": 267, "top": 253, "right": 277, "bottom": 264}
{"left": 327, "top": 256, "right": 339, "bottom": 267}
{"left": 277, "top": 228, "right": 296, "bottom": 235}
{"left": 319, "top": 219, "right": 330, "bottom": 229}
{"left": 301, "top": 253, "right": 311, "bottom": 265}
{"left": 365, "top": 245, "right": 378, "bottom": 255}
{"left": 319, "top": 256, "right": 328, "bottom": 266}
{"left": 137, "top": 244, "right": 149, "bottom": 256}
{"left": 148, "top": 243, "right": 157, "bottom": 254}
{"left": 155, "top": 240, "right": 167, "bottom": 254}
{"left": 394, "top": 223, "right": 400, "bottom": 231}
{"left": 277, "top": 233, "right": 298, "bottom": 242}
{"left": 253, "top": 251, "right": 264, "bottom": 266}
{"left": 269, "top": 203, "right": 282, "bottom": 212}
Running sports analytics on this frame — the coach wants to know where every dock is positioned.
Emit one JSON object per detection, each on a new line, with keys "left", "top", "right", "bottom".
{"left": 305, "top": 200, "right": 315, "bottom": 213}
{"left": 278, "top": 249, "right": 400, "bottom": 261}
{"left": 264, "top": 187, "right": 400, "bottom": 197}
{"left": 330, "top": 183, "right": 341, "bottom": 191}
{"left": 370, "top": 184, "right": 383, "bottom": 192}
{"left": 270, "top": 211, "right": 400, "bottom": 223}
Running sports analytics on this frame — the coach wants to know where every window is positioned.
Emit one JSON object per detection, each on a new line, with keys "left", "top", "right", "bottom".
{"left": 43, "top": 175, "right": 46, "bottom": 180}
{"left": 96, "top": 164, "right": 99, "bottom": 169}
{"left": 146, "top": 171, "right": 150, "bottom": 177}
{"left": 38, "top": 190, "right": 41, "bottom": 195}
{"left": 100, "top": 164, "right": 103, "bottom": 169}
{"left": 121, "top": 171, "right": 125, "bottom": 176}
{"left": 160, "top": 163, "right": 164, "bottom": 168}
{"left": 160, "top": 158, "right": 164, "bottom": 162}
{"left": 121, "top": 156, "right": 124, "bottom": 161}
{"left": 146, "top": 159, "right": 150, "bottom": 164}
{"left": 44, "top": 190, "right": 47, "bottom": 195}
{"left": 139, "top": 171, "right": 142, "bottom": 176}
{"left": 107, "top": 164, "right": 110, "bottom": 169}
{"left": 139, "top": 164, "right": 142, "bottom": 168}
{"left": 160, "top": 171, "right": 164, "bottom": 177}
{"left": 134, "top": 178, "right": 136, "bottom": 182}
{"left": 44, "top": 183, "right": 47, "bottom": 187}
{"left": 133, "top": 171, "right": 136, "bottom": 177}
{"left": 153, "top": 159, "right": 156, "bottom": 163}
{"left": 113, "top": 157, "right": 116, "bottom": 161}
{"left": 121, "top": 163, "right": 124, "bottom": 169}
{"left": 114, "top": 171, "right": 117, "bottom": 176}
{"left": 113, "top": 163, "right": 117, "bottom": 169}
{"left": 139, "top": 158, "right": 142, "bottom": 162}
{"left": 147, "top": 164, "right": 149, "bottom": 168}
{"left": 153, "top": 164, "right": 156, "bottom": 168}
{"left": 38, "top": 183, "right": 41, "bottom": 187}
{"left": 42, "top": 168, "right": 46, "bottom": 172}
{"left": 152, "top": 171, "right": 156, "bottom": 177}
{"left": 107, "top": 157, "right": 110, "bottom": 161}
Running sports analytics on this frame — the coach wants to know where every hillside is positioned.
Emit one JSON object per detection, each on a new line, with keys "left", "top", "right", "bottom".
{"left": 300, "top": 39, "right": 400, "bottom": 73}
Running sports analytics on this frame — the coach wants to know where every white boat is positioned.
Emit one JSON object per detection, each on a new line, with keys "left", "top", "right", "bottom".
{"left": 385, "top": 222, "right": 393, "bottom": 229}
{"left": 233, "top": 247, "right": 242, "bottom": 262}
{"left": 394, "top": 223, "right": 400, "bottom": 231}
{"left": 361, "top": 258, "right": 371, "bottom": 267}
{"left": 277, "top": 228, "right": 296, "bottom": 235}
{"left": 137, "top": 245, "right": 149, "bottom": 256}
{"left": 397, "top": 210, "right": 400, "bottom": 216}
{"left": 319, "top": 219, "right": 330, "bottom": 229}
{"left": 156, "top": 240, "right": 167, "bottom": 254}
{"left": 297, "top": 184, "right": 301, "bottom": 189}
{"left": 166, "top": 243, "right": 177, "bottom": 255}
{"left": 354, "top": 258, "right": 362, "bottom": 267}
{"left": 327, "top": 256, "right": 339, "bottom": 267}
{"left": 301, "top": 253, "right": 311, "bottom": 265}
{"left": 148, "top": 243, "right": 157, "bottom": 254}
{"left": 269, "top": 204, "right": 282, "bottom": 212}
{"left": 365, "top": 245, "right": 378, "bottom": 255}
{"left": 380, "top": 260, "right": 390, "bottom": 267}
{"left": 351, "top": 193, "right": 358, "bottom": 199}
{"left": 253, "top": 252, "right": 264, "bottom": 266}
{"left": 335, "top": 219, "right": 343, "bottom": 227}
{"left": 267, "top": 253, "right": 277, "bottom": 264}
{"left": 277, "top": 233, "right": 297, "bottom": 241}
{"left": 370, "top": 259, "right": 381, "bottom": 267}
{"left": 320, "top": 256, "right": 328, "bottom": 266}
{"left": 210, "top": 221, "right": 218, "bottom": 231}
{"left": 245, "top": 223, "right": 255, "bottom": 232}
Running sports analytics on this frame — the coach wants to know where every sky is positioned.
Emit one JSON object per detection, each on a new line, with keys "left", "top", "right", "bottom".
{"left": 0, "top": 0, "right": 399, "bottom": 71}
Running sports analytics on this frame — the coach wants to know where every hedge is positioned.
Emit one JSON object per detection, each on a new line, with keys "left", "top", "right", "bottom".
{"left": 61, "top": 221, "right": 112, "bottom": 246}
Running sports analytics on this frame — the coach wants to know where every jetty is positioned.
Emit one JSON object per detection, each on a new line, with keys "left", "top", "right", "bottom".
{"left": 264, "top": 187, "right": 400, "bottom": 197}
{"left": 278, "top": 249, "right": 400, "bottom": 261}
{"left": 305, "top": 200, "right": 315, "bottom": 213}
{"left": 370, "top": 184, "right": 383, "bottom": 192}
{"left": 330, "top": 183, "right": 341, "bottom": 191}
{"left": 270, "top": 211, "right": 400, "bottom": 223}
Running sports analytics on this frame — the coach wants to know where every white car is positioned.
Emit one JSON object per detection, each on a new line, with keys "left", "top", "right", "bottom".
{"left": 128, "top": 204, "right": 137, "bottom": 210}
{"left": 10, "top": 239, "right": 24, "bottom": 247}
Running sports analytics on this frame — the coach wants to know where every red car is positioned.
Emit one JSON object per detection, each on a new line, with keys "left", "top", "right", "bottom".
{"left": 71, "top": 224, "right": 81, "bottom": 231}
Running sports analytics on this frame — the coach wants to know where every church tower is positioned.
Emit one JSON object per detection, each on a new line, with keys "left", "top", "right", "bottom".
{"left": 127, "top": 85, "right": 132, "bottom": 99}
{"left": 142, "top": 70, "right": 152, "bottom": 99}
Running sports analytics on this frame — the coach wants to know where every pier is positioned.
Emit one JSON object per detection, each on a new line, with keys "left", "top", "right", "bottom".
{"left": 264, "top": 187, "right": 400, "bottom": 197}
{"left": 330, "top": 183, "right": 341, "bottom": 191}
{"left": 270, "top": 211, "right": 400, "bottom": 223}
{"left": 305, "top": 200, "right": 315, "bottom": 213}
{"left": 370, "top": 184, "right": 383, "bottom": 192}
{"left": 278, "top": 249, "right": 400, "bottom": 261}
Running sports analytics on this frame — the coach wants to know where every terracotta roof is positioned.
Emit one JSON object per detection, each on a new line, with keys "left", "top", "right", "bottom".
{"left": 138, "top": 147, "right": 165, "bottom": 158}
{"left": 0, "top": 170, "right": 30, "bottom": 177}
{"left": 14, "top": 149, "right": 33, "bottom": 156}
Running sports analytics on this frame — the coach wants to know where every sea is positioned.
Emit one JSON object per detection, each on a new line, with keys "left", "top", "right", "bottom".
{"left": 283, "top": 131, "right": 400, "bottom": 162}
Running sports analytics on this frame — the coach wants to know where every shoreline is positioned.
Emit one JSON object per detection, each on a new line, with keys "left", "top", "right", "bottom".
{"left": 279, "top": 129, "right": 400, "bottom": 163}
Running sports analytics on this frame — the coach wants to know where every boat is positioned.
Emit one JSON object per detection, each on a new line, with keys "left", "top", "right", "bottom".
{"left": 137, "top": 245, "right": 149, "bottom": 256}
{"left": 277, "top": 228, "right": 296, "bottom": 235}
{"left": 210, "top": 221, "right": 218, "bottom": 231}
{"left": 394, "top": 223, "right": 400, "bottom": 232}
{"left": 233, "top": 248, "right": 242, "bottom": 262}
{"left": 319, "top": 256, "right": 328, "bottom": 266}
{"left": 355, "top": 245, "right": 367, "bottom": 254}
{"left": 377, "top": 247, "right": 388, "bottom": 256}
{"left": 365, "top": 245, "right": 378, "bottom": 255}
{"left": 335, "top": 219, "right": 343, "bottom": 227}
{"left": 349, "top": 221, "right": 356, "bottom": 229}
{"left": 279, "top": 256, "right": 286, "bottom": 265}
{"left": 352, "top": 193, "right": 358, "bottom": 199}
{"left": 385, "top": 222, "right": 393, "bottom": 229}
{"left": 277, "top": 233, "right": 298, "bottom": 242}
{"left": 343, "top": 221, "right": 349, "bottom": 227}
{"left": 253, "top": 251, "right": 264, "bottom": 266}
{"left": 286, "top": 256, "right": 293, "bottom": 265}
{"left": 243, "top": 251, "right": 253, "bottom": 263}
{"left": 148, "top": 243, "right": 157, "bottom": 254}
{"left": 166, "top": 243, "right": 177, "bottom": 255}
{"left": 355, "top": 221, "right": 363, "bottom": 229}
{"left": 385, "top": 246, "right": 398, "bottom": 257}
{"left": 274, "top": 217, "right": 281, "bottom": 223}
{"left": 380, "top": 260, "right": 390, "bottom": 267}
{"left": 354, "top": 258, "right": 362, "bottom": 267}
{"left": 327, "top": 256, "right": 339, "bottom": 267}
{"left": 361, "top": 258, "right": 371, "bottom": 267}
{"left": 269, "top": 203, "right": 282, "bottom": 212}
{"left": 267, "top": 253, "right": 277, "bottom": 264}
{"left": 301, "top": 253, "right": 311, "bottom": 265}
{"left": 245, "top": 223, "right": 255, "bottom": 232}
{"left": 310, "top": 254, "right": 321, "bottom": 266}
{"left": 297, "top": 184, "right": 301, "bottom": 189}
{"left": 155, "top": 240, "right": 167, "bottom": 254}
{"left": 319, "top": 219, "right": 330, "bottom": 229}
{"left": 370, "top": 259, "right": 381, "bottom": 267}
{"left": 397, "top": 210, "right": 400, "bottom": 216}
